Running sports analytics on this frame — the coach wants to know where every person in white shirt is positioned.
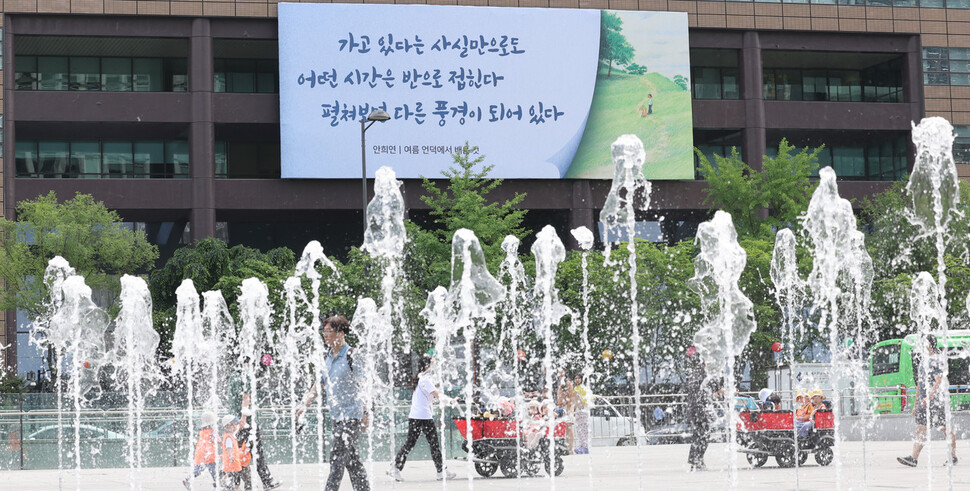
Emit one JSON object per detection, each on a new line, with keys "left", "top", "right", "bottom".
{"left": 387, "top": 355, "right": 455, "bottom": 482}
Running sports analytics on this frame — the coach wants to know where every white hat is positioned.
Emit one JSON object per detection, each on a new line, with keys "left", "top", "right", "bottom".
{"left": 201, "top": 411, "right": 217, "bottom": 427}
{"left": 758, "top": 388, "right": 772, "bottom": 403}
{"left": 220, "top": 415, "right": 238, "bottom": 427}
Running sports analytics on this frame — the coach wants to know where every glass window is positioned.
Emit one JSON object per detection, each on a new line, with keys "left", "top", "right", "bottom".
{"left": 227, "top": 59, "right": 257, "bottom": 93}
{"left": 169, "top": 58, "right": 188, "bottom": 92}
{"left": 134, "top": 141, "right": 164, "bottom": 177}
{"left": 70, "top": 57, "right": 100, "bottom": 91}
{"left": 950, "top": 48, "right": 970, "bottom": 60}
{"left": 214, "top": 59, "right": 227, "bottom": 93}
{"left": 15, "top": 141, "right": 38, "bottom": 177}
{"left": 38, "top": 141, "right": 70, "bottom": 177}
{"left": 166, "top": 141, "right": 190, "bottom": 177}
{"left": 802, "top": 70, "right": 828, "bottom": 101}
{"left": 215, "top": 141, "right": 228, "bottom": 177}
{"left": 951, "top": 74, "right": 970, "bottom": 85}
{"left": 133, "top": 58, "right": 164, "bottom": 92}
{"left": 949, "top": 0, "right": 970, "bottom": 7}
{"left": 256, "top": 60, "right": 278, "bottom": 94}
{"left": 693, "top": 67, "right": 723, "bottom": 99}
{"left": 919, "top": 0, "right": 943, "bottom": 6}
{"left": 924, "top": 47, "right": 948, "bottom": 59}
{"left": 103, "top": 141, "right": 133, "bottom": 177}
{"left": 102, "top": 58, "right": 132, "bottom": 92}
{"left": 15, "top": 55, "right": 38, "bottom": 90}
{"left": 775, "top": 70, "right": 802, "bottom": 101}
{"left": 37, "top": 56, "right": 69, "bottom": 91}
{"left": 833, "top": 147, "right": 866, "bottom": 178}
{"left": 71, "top": 141, "right": 101, "bottom": 178}
{"left": 722, "top": 69, "right": 740, "bottom": 100}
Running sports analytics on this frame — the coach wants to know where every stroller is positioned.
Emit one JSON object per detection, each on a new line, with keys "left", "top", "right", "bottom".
{"left": 736, "top": 407, "right": 835, "bottom": 468}
{"left": 453, "top": 413, "right": 568, "bottom": 478}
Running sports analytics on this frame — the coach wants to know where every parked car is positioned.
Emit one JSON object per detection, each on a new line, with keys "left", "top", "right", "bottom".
{"left": 26, "top": 424, "right": 127, "bottom": 441}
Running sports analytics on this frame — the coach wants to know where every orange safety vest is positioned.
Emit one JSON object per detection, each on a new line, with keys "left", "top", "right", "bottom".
{"left": 240, "top": 441, "right": 252, "bottom": 468}
{"left": 221, "top": 432, "right": 243, "bottom": 473}
{"left": 795, "top": 403, "right": 816, "bottom": 421}
{"left": 193, "top": 428, "right": 216, "bottom": 465}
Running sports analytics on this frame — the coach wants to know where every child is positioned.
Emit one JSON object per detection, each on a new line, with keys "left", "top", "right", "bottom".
{"left": 795, "top": 389, "right": 820, "bottom": 438}
{"left": 184, "top": 411, "right": 218, "bottom": 490}
{"left": 220, "top": 415, "right": 250, "bottom": 491}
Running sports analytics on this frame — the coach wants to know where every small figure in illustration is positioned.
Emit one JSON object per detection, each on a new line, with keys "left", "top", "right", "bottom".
{"left": 647, "top": 94, "right": 653, "bottom": 115}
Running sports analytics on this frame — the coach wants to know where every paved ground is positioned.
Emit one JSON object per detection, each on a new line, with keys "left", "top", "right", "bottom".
{"left": 2, "top": 440, "right": 968, "bottom": 490}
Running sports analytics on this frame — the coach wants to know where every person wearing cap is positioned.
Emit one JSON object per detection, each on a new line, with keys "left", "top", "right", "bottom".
{"left": 897, "top": 334, "right": 958, "bottom": 467}
{"left": 685, "top": 348, "right": 718, "bottom": 471}
{"left": 795, "top": 389, "right": 820, "bottom": 438}
{"left": 296, "top": 314, "right": 370, "bottom": 490}
{"left": 387, "top": 355, "right": 455, "bottom": 482}
{"left": 219, "top": 415, "right": 248, "bottom": 490}
{"left": 183, "top": 411, "right": 219, "bottom": 489}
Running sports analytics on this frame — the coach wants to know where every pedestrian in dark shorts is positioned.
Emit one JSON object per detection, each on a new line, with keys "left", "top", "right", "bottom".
{"left": 897, "top": 334, "right": 958, "bottom": 467}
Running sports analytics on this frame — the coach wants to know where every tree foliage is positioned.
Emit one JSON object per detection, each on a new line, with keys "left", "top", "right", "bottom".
{"left": 0, "top": 192, "right": 158, "bottom": 319}
{"left": 599, "top": 11, "right": 634, "bottom": 77}
{"left": 148, "top": 238, "right": 297, "bottom": 354}
{"left": 408, "top": 142, "right": 530, "bottom": 292}
{"left": 696, "top": 139, "right": 821, "bottom": 237}
{"left": 627, "top": 63, "right": 648, "bottom": 76}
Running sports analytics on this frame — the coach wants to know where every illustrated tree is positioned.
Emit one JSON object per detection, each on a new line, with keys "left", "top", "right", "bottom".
{"left": 627, "top": 63, "right": 648, "bottom": 76}
{"left": 673, "top": 74, "right": 690, "bottom": 91}
{"left": 599, "top": 11, "right": 634, "bottom": 77}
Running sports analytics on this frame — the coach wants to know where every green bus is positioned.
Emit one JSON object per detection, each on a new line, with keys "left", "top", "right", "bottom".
{"left": 869, "top": 331, "right": 970, "bottom": 414}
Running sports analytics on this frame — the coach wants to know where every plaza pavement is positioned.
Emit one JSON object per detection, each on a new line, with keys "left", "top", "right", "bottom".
{"left": 2, "top": 440, "right": 968, "bottom": 490}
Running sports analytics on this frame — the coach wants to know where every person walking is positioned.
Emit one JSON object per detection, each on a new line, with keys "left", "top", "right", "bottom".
{"left": 387, "top": 355, "right": 455, "bottom": 482}
{"left": 297, "top": 315, "right": 370, "bottom": 490}
{"left": 897, "top": 334, "right": 958, "bottom": 467}
{"left": 686, "top": 348, "right": 717, "bottom": 471}
{"left": 226, "top": 357, "right": 281, "bottom": 490}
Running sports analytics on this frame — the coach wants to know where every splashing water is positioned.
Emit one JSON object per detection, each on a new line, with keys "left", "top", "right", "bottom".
{"left": 770, "top": 228, "right": 805, "bottom": 486}
{"left": 690, "top": 210, "right": 756, "bottom": 489}
{"left": 238, "top": 278, "right": 273, "bottom": 486}
{"left": 802, "top": 166, "right": 875, "bottom": 489}
{"left": 598, "top": 135, "right": 652, "bottom": 485}
{"left": 570, "top": 225, "right": 595, "bottom": 488}
{"left": 172, "top": 279, "right": 206, "bottom": 491}
{"left": 114, "top": 275, "right": 162, "bottom": 490}
{"left": 908, "top": 117, "right": 962, "bottom": 490}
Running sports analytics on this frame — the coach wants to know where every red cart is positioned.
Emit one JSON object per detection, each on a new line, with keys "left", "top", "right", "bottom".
{"left": 736, "top": 409, "right": 835, "bottom": 468}
{"left": 454, "top": 417, "right": 568, "bottom": 478}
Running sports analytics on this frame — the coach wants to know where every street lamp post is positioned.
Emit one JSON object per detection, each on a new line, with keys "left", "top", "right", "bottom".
{"left": 360, "top": 109, "right": 391, "bottom": 236}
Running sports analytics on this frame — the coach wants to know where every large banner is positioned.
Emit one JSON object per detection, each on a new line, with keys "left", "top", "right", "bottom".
{"left": 278, "top": 4, "right": 692, "bottom": 179}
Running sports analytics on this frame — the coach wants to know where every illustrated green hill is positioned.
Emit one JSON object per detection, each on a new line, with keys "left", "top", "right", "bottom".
{"left": 565, "top": 68, "right": 694, "bottom": 180}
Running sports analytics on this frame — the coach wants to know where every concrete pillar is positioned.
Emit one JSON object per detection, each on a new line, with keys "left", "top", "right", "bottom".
{"left": 740, "top": 31, "right": 766, "bottom": 172}
{"left": 189, "top": 18, "right": 216, "bottom": 241}
{"left": 567, "top": 180, "right": 596, "bottom": 249}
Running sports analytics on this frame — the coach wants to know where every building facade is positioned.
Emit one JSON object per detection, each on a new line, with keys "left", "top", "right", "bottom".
{"left": 3, "top": 0, "right": 970, "bottom": 371}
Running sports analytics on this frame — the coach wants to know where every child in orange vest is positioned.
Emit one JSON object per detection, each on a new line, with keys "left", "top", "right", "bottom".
{"left": 183, "top": 411, "right": 218, "bottom": 489}
{"left": 219, "top": 415, "right": 251, "bottom": 491}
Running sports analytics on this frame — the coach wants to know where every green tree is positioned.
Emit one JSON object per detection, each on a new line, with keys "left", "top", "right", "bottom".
{"left": 599, "top": 11, "right": 634, "bottom": 78}
{"left": 860, "top": 180, "right": 970, "bottom": 340}
{"left": 0, "top": 192, "right": 158, "bottom": 319}
{"left": 148, "top": 238, "right": 297, "bottom": 354}
{"left": 695, "top": 139, "right": 822, "bottom": 237}
{"left": 408, "top": 142, "right": 530, "bottom": 292}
